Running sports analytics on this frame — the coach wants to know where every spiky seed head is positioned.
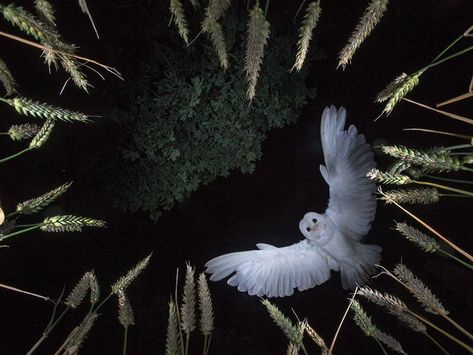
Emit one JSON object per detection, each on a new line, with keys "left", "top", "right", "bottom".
{"left": 0, "top": 57, "right": 18, "bottom": 96}
{"left": 337, "top": 0, "right": 389, "bottom": 70}
{"left": 66, "top": 271, "right": 94, "bottom": 308}
{"left": 34, "top": 0, "right": 56, "bottom": 27}
{"left": 203, "top": 20, "right": 228, "bottom": 70}
{"left": 367, "top": 169, "right": 412, "bottom": 185}
{"left": 64, "top": 313, "right": 99, "bottom": 354}
{"left": 376, "top": 73, "right": 407, "bottom": 102}
{"left": 165, "top": 300, "right": 181, "bottom": 355}
{"left": 381, "top": 187, "right": 439, "bottom": 205}
{"left": 16, "top": 182, "right": 72, "bottom": 215}
{"left": 7, "top": 124, "right": 41, "bottom": 141}
{"left": 118, "top": 290, "right": 135, "bottom": 328}
{"left": 181, "top": 263, "right": 197, "bottom": 334}
{"left": 111, "top": 253, "right": 152, "bottom": 294}
{"left": 394, "top": 222, "right": 440, "bottom": 253}
{"left": 170, "top": 0, "right": 189, "bottom": 45}
{"left": 29, "top": 117, "right": 55, "bottom": 149}
{"left": 394, "top": 263, "right": 449, "bottom": 315}
{"left": 198, "top": 273, "right": 214, "bottom": 336}
{"left": 89, "top": 272, "right": 100, "bottom": 305}
{"left": 382, "top": 72, "right": 422, "bottom": 115}
{"left": 41, "top": 215, "right": 106, "bottom": 232}
{"left": 245, "top": 4, "right": 270, "bottom": 100}
{"left": 261, "top": 298, "right": 303, "bottom": 346}
{"left": 303, "top": 320, "right": 328, "bottom": 354}
{"left": 292, "top": 1, "right": 322, "bottom": 72}
{"left": 60, "top": 56, "right": 91, "bottom": 92}
{"left": 382, "top": 145, "right": 462, "bottom": 172}
{"left": 6, "top": 97, "right": 92, "bottom": 123}
{"left": 357, "top": 286, "right": 408, "bottom": 312}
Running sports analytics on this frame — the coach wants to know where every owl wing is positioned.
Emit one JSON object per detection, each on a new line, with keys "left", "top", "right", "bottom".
{"left": 319, "top": 106, "right": 376, "bottom": 241}
{"left": 205, "top": 240, "right": 337, "bottom": 297}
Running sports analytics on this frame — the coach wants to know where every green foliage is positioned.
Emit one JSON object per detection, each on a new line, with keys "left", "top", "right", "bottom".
{"left": 113, "top": 13, "right": 316, "bottom": 221}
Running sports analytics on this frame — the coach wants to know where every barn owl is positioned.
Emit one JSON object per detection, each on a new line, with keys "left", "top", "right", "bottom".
{"left": 205, "top": 106, "right": 381, "bottom": 297}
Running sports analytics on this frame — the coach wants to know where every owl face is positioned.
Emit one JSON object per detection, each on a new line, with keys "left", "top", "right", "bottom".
{"left": 299, "top": 212, "right": 324, "bottom": 241}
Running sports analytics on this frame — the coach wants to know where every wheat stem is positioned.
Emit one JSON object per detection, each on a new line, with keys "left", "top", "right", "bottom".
{"left": 0, "top": 147, "right": 33, "bottom": 164}
{"left": 0, "top": 223, "right": 41, "bottom": 241}
{"left": 374, "top": 338, "right": 389, "bottom": 355}
{"left": 0, "top": 282, "right": 50, "bottom": 301}
{"left": 437, "top": 249, "right": 473, "bottom": 271}
{"left": 414, "top": 181, "right": 473, "bottom": 198}
{"left": 424, "top": 175, "right": 473, "bottom": 185}
{"left": 328, "top": 287, "right": 358, "bottom": 355}
{"left": 123, "top": 326, "right": 128, "bottom": 355}
{"left": 403, "top": 98, "right": 473, "bottom": 125}
{"left": 421, "top": 45, "right": 473, "bottom": 73}
{"left": 424, "top": 332, "right": 451, "bottom": 355}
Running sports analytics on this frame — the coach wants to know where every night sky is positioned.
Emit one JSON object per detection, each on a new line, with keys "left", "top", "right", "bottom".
{"left": 1, "top": 0, "right": 473, "bottom": 354}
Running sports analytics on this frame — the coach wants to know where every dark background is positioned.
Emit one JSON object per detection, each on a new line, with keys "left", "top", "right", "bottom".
{"left": 1, "top": 0, "right": 472, "bottom": 354}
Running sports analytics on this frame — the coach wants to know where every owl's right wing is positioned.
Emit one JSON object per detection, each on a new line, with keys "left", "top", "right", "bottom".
{"left": 205, "top": 240, "right": 337, "bottom": 298}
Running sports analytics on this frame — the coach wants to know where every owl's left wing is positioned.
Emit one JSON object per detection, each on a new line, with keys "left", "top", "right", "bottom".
{"left": 205, "top": 240, "right": 337, "bottom": 297}
{"left": 319, "top": 106, "right": 376, "bottom": 241}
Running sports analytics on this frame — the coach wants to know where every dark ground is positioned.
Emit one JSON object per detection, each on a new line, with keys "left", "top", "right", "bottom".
{"left": 1, "top": 0, "right": 473, "bottom": 354}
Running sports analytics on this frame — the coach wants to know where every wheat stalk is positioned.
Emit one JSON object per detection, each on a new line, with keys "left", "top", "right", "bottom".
{"left": 1, "top": 97, "right": 92, "bottom": 123}
{"left": 165, "top": 300, "right": 181, "bottom": 355}
{"left": 292, "top": 1, "right": 322, "bottom": 72}
{"left": 351, "top": 300, "right": 406, "bottom": 355}
{"left": 395, "top": 222, "right": 440, "bottom": 253}
{"left": 7, "top": 124, "right": 41, "bottom": 141}
{"left": 367, "top": 168, "right": 412, "bottom": 185}
{"left": 261, "top": 299, "right": 303, "bottom": 346}
{"left": 65, "top": 271, "right": 94, "bottom": 308}
{"left": 29, "top": 117, "right": 55, "bottom": 149}
{"left": 111, "top": 253, "right": 152, "bottom": 294}
{"left": 41, "top": 215, "right": 106, "bottom": 232}
{"left": 338, "top": 0, "right": 389, "bottom": 69}
{"left": 16, "top": 182, "right": 72, "bottom": 215}
{"left": 34, "top": 0, "right": 55, "bottom": 27}
{"left": 245, "top": 4, "right": 270, "bottom": 100}
{"left": 381, "top": 187, "right": 439, "bottom": 205}
{"left": 170, "top": 0, "right": 189, "bottom": 45}
{"left": 0, "top": 57, "right": 17, "bottom": 96}
{"left": 382, "top": 145, "right": 463, "bottom": 172}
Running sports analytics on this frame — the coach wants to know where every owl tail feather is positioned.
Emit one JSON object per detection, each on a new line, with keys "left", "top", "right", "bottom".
{"left": 339, "top": 243, "right": 381, "bottom": 289}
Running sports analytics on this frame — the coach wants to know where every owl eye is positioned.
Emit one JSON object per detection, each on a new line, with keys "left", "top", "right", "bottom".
{"left": 312, "top": 218, "right": 317, "bottom": 223}
{"left": 306, "top": 227, "right": 311, "bottom": 232}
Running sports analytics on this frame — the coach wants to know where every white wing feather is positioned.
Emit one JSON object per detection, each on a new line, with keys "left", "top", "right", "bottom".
{"left": 205, "top": 240, "right": 336, "bottom": 297}
{"left": 319, "top": 106, "right": 376, "bottom": 240}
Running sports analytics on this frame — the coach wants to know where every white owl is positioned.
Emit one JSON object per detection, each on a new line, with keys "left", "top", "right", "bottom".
{"left": 205, "top": 106, "right": 381, "bottom": 297}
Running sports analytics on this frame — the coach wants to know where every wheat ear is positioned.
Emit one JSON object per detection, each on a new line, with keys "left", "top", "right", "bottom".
{"left": 382, "top": 145, "right": 463, "bottom": 172}
{"left": 395, "top": 222, "right": 440, "bottom": 253}
{"left": 78, "top": 0, "right": 100, "bottom": 39}
{"left": 111, "top": 253, "right": 152, "bottom": 294}
{"left": 394, "top": 264, "right": 448, "bottom": 315}
{"left": 292, "top": 1, "right": 322, "bottom": 72}
{"left": 65, "top": 271, "right": 94, "bottom": 308}
{"left": 34, "top": 0, "right": 56, "bottom": 27}
{"left": 180, "top": 263, "right": 196, "bottom": 355}
{"left": 261, "top": 299, "right": 304, "bottom": 347}
{"left": 170, "top": 0, "right": 189, "bottom": 45}
{"left": 64, "top": 313, "right": 99, "bottom": 354}
{"left": 381, "top": 72, "right": 422, "bottom": 116}
{"left": 0, "top": 57, "right": 17, "bottom": 96}
{"left": 245, "top": 4, "right": 270, "bottom": 100}
{"left": 16, "top": 182, "right": 72, "bottom": 215}
{"left": 351, "top": 300, "right": 407, "bottom": 355}
{"left": 7, "top": 124, "right": 41, "bottom": 141}
{"left": 29, "top": 117, "right": 55, "bottom": 149}
{"left": 381, "top": 188, "right": 439, "bottom": 205}
{"left": 303, "top": 320, "right": 328, "bottom": 354}
{"left": 338, "top": 0, "right": 389, "bottom": 69}
{"left": 166, "top": 300, "right": 181, "bottom": 355}
{"left": 118, "top": 290, "right": 135, "bottom": 328}
{"left": 41, "top": 215, "right": 106, "bottom": 232}
{"left": 367, "top": 168, "right": 412, "bottom": 185}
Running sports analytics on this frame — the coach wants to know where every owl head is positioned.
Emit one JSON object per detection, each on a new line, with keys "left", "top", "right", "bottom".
{"left": 299, "top": 212, "right": 329, "bottom": 244}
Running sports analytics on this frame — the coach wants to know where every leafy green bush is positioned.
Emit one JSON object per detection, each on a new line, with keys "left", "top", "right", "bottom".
{"left": 112, "top": 12, "right": 316, "bottom": 220}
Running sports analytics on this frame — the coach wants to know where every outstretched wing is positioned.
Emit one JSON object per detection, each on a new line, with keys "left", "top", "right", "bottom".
{"left": 319, "top": 106, "right": 376, "bottom": 241}
{"left": 205, "top": 240, "right": 337, "bottom": 297}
